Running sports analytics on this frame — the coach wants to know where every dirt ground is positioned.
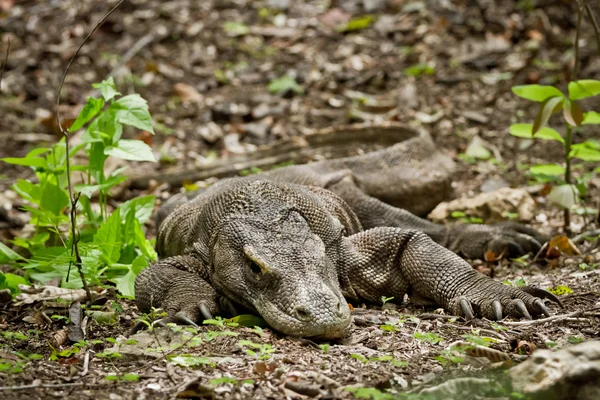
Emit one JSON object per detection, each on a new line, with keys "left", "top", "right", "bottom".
{"left": 0, "top": 0, "right": 599, "bottom": 399}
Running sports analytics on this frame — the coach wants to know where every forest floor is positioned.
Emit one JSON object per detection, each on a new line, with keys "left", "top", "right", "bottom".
{"left": 0, "top": 0, "right": 599, "bottom": 399}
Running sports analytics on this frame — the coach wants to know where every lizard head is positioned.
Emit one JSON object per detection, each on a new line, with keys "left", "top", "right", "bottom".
{"left": 208, "top": 207, "right": 351, "bottom": 338}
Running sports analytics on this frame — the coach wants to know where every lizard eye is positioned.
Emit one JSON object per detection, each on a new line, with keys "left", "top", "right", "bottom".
{"left": 249, "top": 260, "right": 262, "bottom": 275}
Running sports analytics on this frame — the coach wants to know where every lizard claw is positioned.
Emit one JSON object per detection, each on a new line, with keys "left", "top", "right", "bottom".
{"left": 513, "top": 299, "right": 532, "bottom": 320}
{"left": 459, "top": 297, "right": 475, "bottom": 320}
{"left": 520, "top": 286, "right": 563, "bottom": 308}
{"left": 492, "top": 300, "right": 503, "bottom": 321}
{"left": 199, "top": 302, "right": 214, "bottom": 321}
{"left": 533, "top": 298, "right": 550, "bottom": 318}
{"left": 175, "top": 312, "right": 200, "bottom": 327}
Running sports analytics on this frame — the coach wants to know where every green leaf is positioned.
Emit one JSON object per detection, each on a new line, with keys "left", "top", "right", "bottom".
{"left": 40, "top": 181, "right": 70, "bottom": 217}
{"left": 1, "top": 147, "right": 50, "bottom": 169}
{"left": 533, "top": 96, "right": 563, "bottom": 133}
{"left": 582, "top": 111, "right": 600, "bottom": 125}
{"left": 119, "top": 195, "right": 156, "bottom": 225}
{"left": 0, "top": 272, "right": 28, "bottom": 296}
{"left": 568, "top": 80, "right": 600, "bottom": 100}
{"left": 337, "top": 15, "right": 376, "bottom": 32}
{"left": 512, "top": 85, "right": 564, "bottom": 102}
{"left": 267, "top": 76, "right": 304, "bottom": 96}
{"left": 70, "top": 97, "right": 105, "bottom": 131}
{"left": 562, "top": 99, "right": 584, "bottom": 127}
{"left": 403, "top": 63, "right": 436, "bottom": 77}
{"left": 93, "top": 208, "right": 122, "bottom": 265}
{"left": 223, "top": 21, "right": 249, "bottom": 36}
{"left": 168, "top": 354, "right": 216, "bottom": 367}
{"left": 111, "top": 94, "right": 154, "bottom": 134}
{"left": 134, "top": 220, "right": 157, "bottom": 261}
{"left": 547, "top": 185, "right": 578, "bottom": 209}
{"left": 227, "top": 314, "right": 269, "bottom": 328}
{"left": 12, "top": 180, "right": 41, "bottom": 204}
{"left": 529, "top": 164, "right": 565, "bottom": 176}
{"left": 570, "top": 143, "right": 600, "bottom": 161}
{"left": 105, "top": 139, "right": 156, "bottom": 162}
{"left": 93, "top": 77, "right": 120, "bottom": 102}
{"left": 509, "top": 123, "right": 564, "bottom": 143}
{"left": 112, "top": 256, "right": 147, "bottom": 297}
{"left": 74, "top": 175, "right": 128, "bottom": 197}
{"left": 465, "top": 137, "right": 491, "bottom": 160}
{"left": 0, "top": 242, "right": 24, "bottom": 262}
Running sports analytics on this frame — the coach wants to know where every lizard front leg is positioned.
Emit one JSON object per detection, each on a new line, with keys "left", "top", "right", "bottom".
{"left": 340, "top": 228, "right": 560, "bottom": 320}
{"left": 134, "top": 255, "right": 226, "bottom": 329}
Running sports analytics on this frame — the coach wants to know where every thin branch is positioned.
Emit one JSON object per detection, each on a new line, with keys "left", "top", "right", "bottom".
{"left": 573, "top": 1, "right": 583, "bottom": 81}
{"left": 0, "top": 37, "right": 10, "bottom": 91}
{"left": 56, "top": 0, "right": 127, "bottom": 301}
{"left": 583, "top": 2, "right": 600, "bottom": 55}
{"left": 501, "top": 308, "right": 599, "bottom": 327}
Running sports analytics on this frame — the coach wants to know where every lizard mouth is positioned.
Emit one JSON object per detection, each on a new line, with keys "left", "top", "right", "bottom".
{"left": 255, "top": 296, "right": 352, "bottom": 339}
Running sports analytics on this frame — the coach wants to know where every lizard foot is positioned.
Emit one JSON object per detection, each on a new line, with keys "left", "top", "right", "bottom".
{"left": 448, "top": 221, "right": 549, "bottom": 260}
{"left": 449, "top": 281, "right": 561, "bottom": 321}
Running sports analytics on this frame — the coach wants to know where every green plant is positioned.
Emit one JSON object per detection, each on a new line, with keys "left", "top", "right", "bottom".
{"left": 238, "top": 339, "right": 275, "bottom": 360}
{"left": 413, "top": 331, "right": 443, "bottom": 345}
{"left": 0, "top": 78, "right": 157, "bottom": 297}
{"left": 381, "top": 296, "right": 394, "bottom": 305}
{"left": 509, "top": 5, "right": 600, "bottom": 232}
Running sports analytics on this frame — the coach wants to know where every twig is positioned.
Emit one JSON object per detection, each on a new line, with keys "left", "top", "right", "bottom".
{"left": 81, "top": 350, "right": 90, "bottom": 377}
{"left": 572, "top": 229, "right": 600, "bottom": 244}
{"left": 501, "top": 309, "right": 599, "bottom": 326}
{"left": 107, "top": 33, "right": 154, "bottom": 80}
{"left": 573, "top": 2, "right": 584, "bottom": 80}
{"left": 584, "top": 3, "right": 600, "bottom": 55}
{"left": 0, "top": 37, "right": 10, "bottom": 91}
{"left": 56, "top": 0, "right": 126, "bottom": 301}
{"left": 0, "top": 382, "right": 85, "bottom": 391}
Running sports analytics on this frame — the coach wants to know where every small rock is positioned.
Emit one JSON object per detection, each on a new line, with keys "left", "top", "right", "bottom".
{"left": 481, "top": 177, "right": 509, "bottom": 193}
{"left": 197, "top": 122, "right": 223, "bottom": 144}
{"left": 428, "top": 187, "right": 536, "bottom": 223}
{"left": 461, "top": 110, "right": 489, "bottom": 124}
{"left": 243, "top": 122, "right": 269, "bottom": 140}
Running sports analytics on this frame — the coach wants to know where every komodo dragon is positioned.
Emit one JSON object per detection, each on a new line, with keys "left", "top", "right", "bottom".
{"left": 135, "top": 126, "right": 560, "bottom": 339}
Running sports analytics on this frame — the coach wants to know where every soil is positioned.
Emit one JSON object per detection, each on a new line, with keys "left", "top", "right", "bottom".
{"left": 0, "top": 0, "right": 599, "bottom": 399}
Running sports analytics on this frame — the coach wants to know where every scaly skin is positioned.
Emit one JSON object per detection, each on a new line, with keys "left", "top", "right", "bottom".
{"left": 136, "top": 152, "right": 557, "bottom": 338}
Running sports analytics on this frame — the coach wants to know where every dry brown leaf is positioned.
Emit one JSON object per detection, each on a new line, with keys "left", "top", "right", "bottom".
{"left": 173, "top": 83, "right": 203, "bottom": 104}
{"left": 547, "top": 235, "right": 581, "bottom": 257}
{"left": 484, "top": 249, "right": 498, "bottom": 262}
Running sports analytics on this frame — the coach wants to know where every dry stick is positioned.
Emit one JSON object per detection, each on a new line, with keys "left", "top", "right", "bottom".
{"left": 55, "top": 0, "right": 127, "bottom": 301}
{"left": 501, "top": 308, "right": 599, "bottom": 327}
{"left": 0, "top": 37, "right": 10, "bottom": 90}
{"left": 573, "top": 2, "right": 584, "bottom": 80}
{"left": 585, "top": 3, "right": 600, "bottom": 54}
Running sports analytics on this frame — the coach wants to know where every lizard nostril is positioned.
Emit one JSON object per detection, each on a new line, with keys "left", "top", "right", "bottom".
{"left": 294, "top": 306, "right": 312, "bottom": 321}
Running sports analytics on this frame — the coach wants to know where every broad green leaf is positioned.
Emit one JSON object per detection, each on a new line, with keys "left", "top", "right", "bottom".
{"left": 104, "top": 139, "right": 156, "bottom": 162}
{"left": 570, "top": 143, "right": 600, "bottom": 161}
{"left": 562, "top": 99, "right": 584, "bottom": 127}
{"left": 70, "top": 97, "right": 105, "bottom": 131}
{"left": 93, "top": 208, "right": 122, "bottom": 265}
{"left": 40, "top": 181, "right": 70, "bottom": 216}
{"left": 0, "top": 242, "right": 24, "bottom": 262}
{"left": 509, "top": 124, "right": 564, "bottom": 143}
{"left": 134, "top": 220, "right": 157, "bottom": 261}
{"left": 93, "top": 77, "right": 121, "bottom": 102}
{"left": 111, "top": 94, "right": 155, "bottom": 134}
{"left": 112, "top": 255, "right": 147, "bottom": 297}
{"left": 582, "top": 111, "right": 600, "bottom": 125}
{"left": 223, "top": 21, "right": 249, "bottom": 36}
{"left": 568, "top": 80, "right": 600, "bottom": 100}
{"left": 0, "top": 272, "right": 28, "bottom": 295}
{"left": 267, "top": 76, "right": 304, "bottom": 96}
{"left": 119, "top": 195, "right": 156, "bottom": 225}
{"left": 533, "top": 96, "right": 563, "bottom": 133}
{"left": 512, "top": 85, "right": 564, "bottom": 102}
{"left": 12, "top": 179, "right": 42, "bottom": 204}
{"left": 547, "top": 185, "right": 578, "bottom": 209}
{"left": 337, "top": 15, "right": 376, "bottom": 33}
{"left": 74, "top": 175, "right": 128, "bottom": 197}
{"left": 122, "top": 207, "right": 137, "bottom": 246}
{"left": 529, "top": 164, "right": 565, "bottom": 176}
